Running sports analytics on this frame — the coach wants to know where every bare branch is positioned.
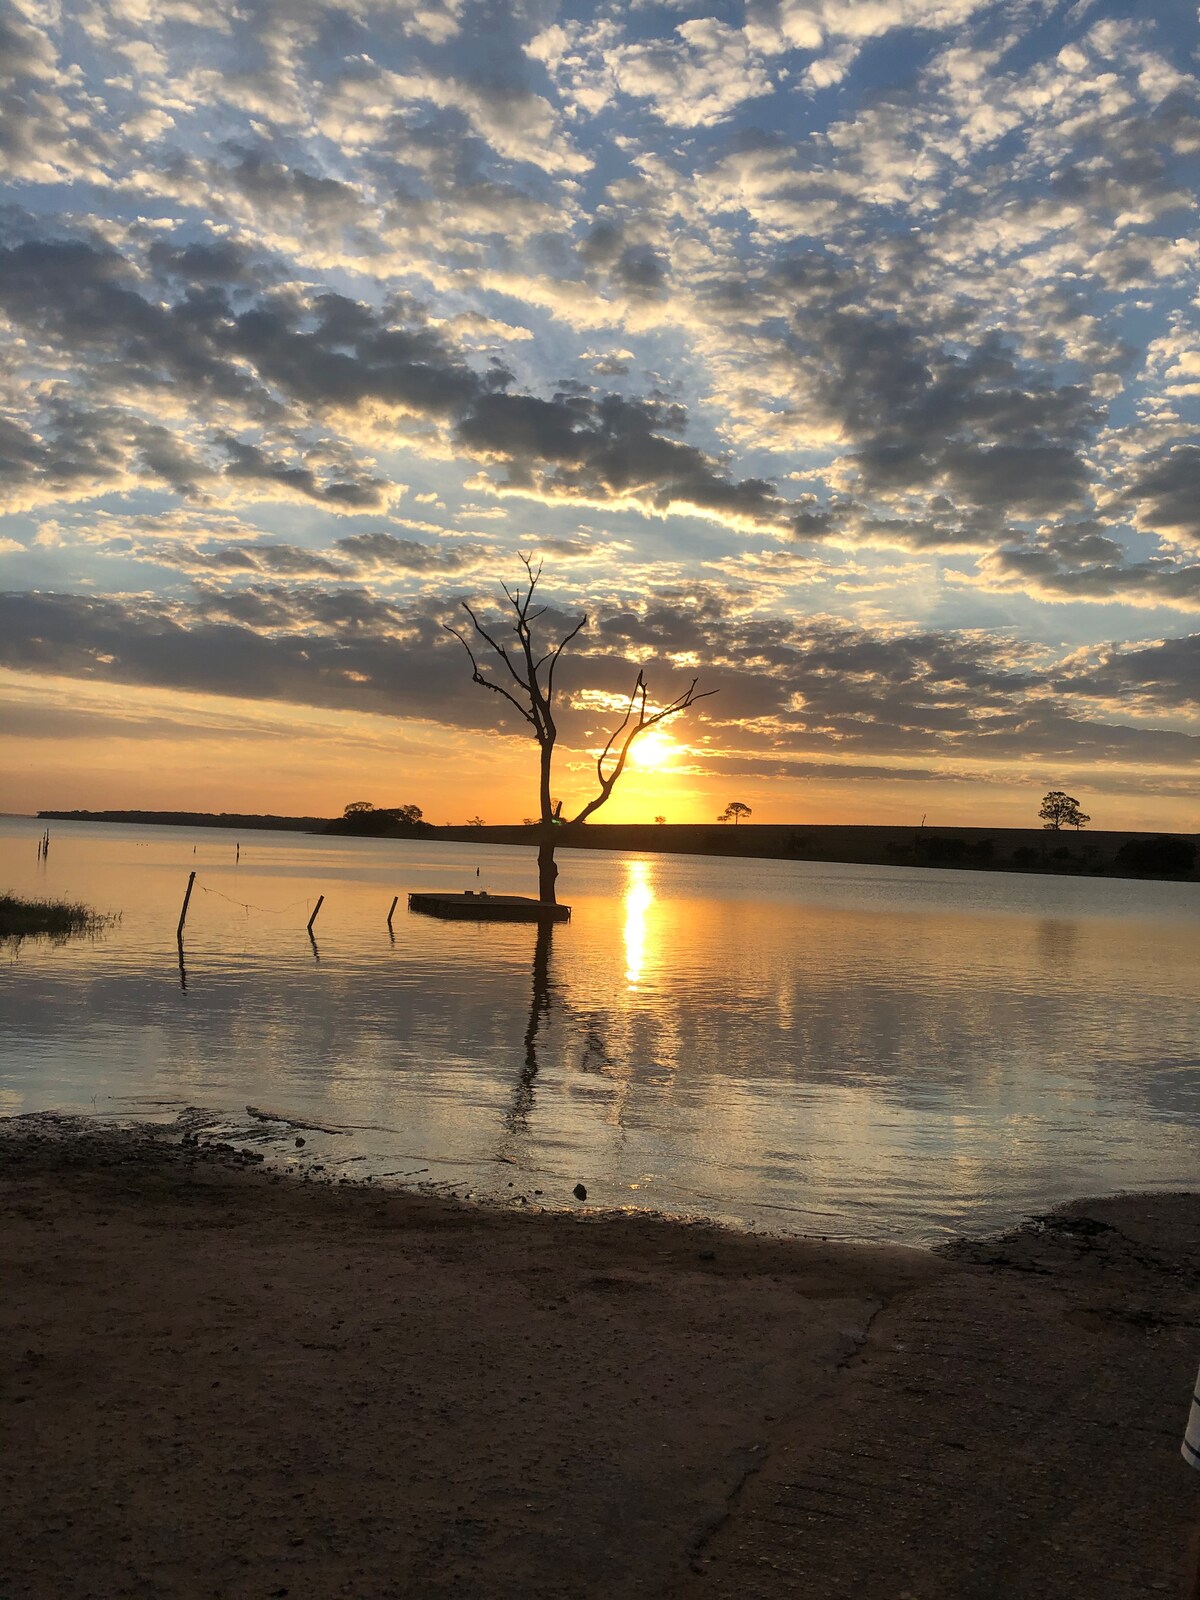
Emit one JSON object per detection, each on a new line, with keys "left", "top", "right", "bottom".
{"left": 452, "top": 561, "right": 715, "bottom": 852}
{"left": 571, "top": 676, "right": 716, "bottom": 826}
{"left": 443, "top": 622, "right": 537, "bottom": 728}
{"left": 508, "top": 577, "right": 554, "bottom": 735}
{"left": 589, "top": 676, "right": 639, "bottom": 789}
{"left": 641, "top": 681, "right": 718, "bottom": 730}
{"left": 460, "top": 601, "right": 529, "bottom": 695}
{"left": 546, "top": 615, "right": 587, "bottom": 699}
{"left": 519, "top": 553, "right": 542, "bottom": 593}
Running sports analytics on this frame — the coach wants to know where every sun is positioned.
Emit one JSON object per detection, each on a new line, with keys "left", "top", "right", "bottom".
{"left": 630, "top": 731, "right": 680, "bottom": 770}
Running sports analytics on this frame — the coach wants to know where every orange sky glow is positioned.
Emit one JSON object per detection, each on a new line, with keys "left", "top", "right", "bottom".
{"left": 4, "top": 669, "right": 1194, "bottom": 832}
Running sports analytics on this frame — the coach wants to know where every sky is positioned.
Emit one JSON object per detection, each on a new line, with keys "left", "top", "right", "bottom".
{"left": 1, "top": 0, "right": 1199, "bottom": 829}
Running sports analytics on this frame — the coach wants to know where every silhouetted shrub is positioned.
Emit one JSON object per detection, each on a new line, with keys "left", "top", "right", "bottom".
{"left": 917, "top": 835, "right": 968, "bottom": 865}
{"left": 916, "top": 835, "right": 994, "bottom": 868}
{"left": 1114, "top": 836, "right": 1197, "bottom": 876}
{"left": 0, "top": 895, "right": 117, "bottom": 939}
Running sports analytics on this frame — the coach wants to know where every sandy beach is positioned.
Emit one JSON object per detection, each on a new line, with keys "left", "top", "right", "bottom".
{"left": 2, "top": 1120, "right": 1198, "bottom": 1599}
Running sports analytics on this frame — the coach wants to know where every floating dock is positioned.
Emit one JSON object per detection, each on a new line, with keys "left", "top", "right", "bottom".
{"left": 408, "top": 891, "right": 571, "bottom": 923}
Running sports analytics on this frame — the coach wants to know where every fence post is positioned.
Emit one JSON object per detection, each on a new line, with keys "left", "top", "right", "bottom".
{"left": 306, "top": 895, "right": 324, "bottom": 934}
{"left": 177, "top": 871, "right": 196, "bottom": 940}
{"left": 387, "top": 895, "right": 399, "bottom": 929}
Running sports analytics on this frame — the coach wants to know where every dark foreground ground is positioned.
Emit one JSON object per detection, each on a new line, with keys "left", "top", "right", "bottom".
{"left": 2, "top": 1122, "right": 1198, "bottom": 1599}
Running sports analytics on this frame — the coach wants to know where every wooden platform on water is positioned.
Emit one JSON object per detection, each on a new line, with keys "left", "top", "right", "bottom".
{"left": 408, "top": 891, "right": 571, "bottom": 923}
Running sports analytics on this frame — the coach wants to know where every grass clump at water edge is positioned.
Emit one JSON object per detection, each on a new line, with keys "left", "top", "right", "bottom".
{"left": 0, "top": 894, "right": 120, "bottom": 940}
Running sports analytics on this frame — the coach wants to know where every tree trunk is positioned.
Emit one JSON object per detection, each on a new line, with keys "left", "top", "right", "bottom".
{"left": 537, "top": 735, "right": 557, "bottom": 904}
{"left": 537, "top": 831, "right": 558, "bottom": 905}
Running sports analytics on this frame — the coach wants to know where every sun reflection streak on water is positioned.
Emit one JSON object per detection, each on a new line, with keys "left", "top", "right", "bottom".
{"left": 623, "top": 860, "right": 654, "bottom": 990}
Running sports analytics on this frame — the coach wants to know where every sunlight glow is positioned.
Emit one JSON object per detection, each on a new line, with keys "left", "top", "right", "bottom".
{"left": 629, "top": 731, "right": 680, "bottom": 771}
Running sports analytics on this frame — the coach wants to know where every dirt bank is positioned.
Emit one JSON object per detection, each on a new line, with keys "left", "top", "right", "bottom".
{"left": 2, "top": 1120, "right": 1198, "bottom": 1599}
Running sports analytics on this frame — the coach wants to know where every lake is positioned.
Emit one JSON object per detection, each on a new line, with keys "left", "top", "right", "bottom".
{"left": 2, "top": 817, "right": 1198, "bottom": 1244}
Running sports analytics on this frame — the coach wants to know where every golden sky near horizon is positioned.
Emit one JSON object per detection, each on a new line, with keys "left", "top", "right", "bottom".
{"left": 3, "top": 667, "right": 1195, "bottom": 831}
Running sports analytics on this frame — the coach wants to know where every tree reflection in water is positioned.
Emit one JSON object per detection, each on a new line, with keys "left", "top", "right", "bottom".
{"left": 508, "top": 919, "right": 554, "bottom": 1132}
{"left": 504, "top": 917, "right": 617, "bottom": 1141}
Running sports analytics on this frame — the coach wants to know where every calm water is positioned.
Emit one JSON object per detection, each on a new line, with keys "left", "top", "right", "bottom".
{"left": 2, "top": 817, "right": 1198, "bottom": 1244}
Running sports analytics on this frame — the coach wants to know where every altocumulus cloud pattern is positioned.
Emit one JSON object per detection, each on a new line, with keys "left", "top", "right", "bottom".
{"left": 1, "top": 0, "right": 1198, "bottom": 815}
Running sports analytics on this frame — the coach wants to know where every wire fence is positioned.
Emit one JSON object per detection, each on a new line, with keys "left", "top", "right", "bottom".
{"left": 197, "top": 884, "right": 313, "bottom": 917}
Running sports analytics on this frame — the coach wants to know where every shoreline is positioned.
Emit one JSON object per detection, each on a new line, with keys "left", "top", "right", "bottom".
{"left": 4, "top": 1118, "right": 1199, "bottom": 1597}
{"left": 29, "top": 811, "right": 1200, "bottom": 885}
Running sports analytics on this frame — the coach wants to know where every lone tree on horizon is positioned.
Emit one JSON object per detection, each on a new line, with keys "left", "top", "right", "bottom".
{"left": 719, "top": 801, "right": 752, "bottom": 826}
{"left": 447, "top": 557, "right": 714, "bottom": 904}
{"left": 1039, "top": 790, "right": 1090, "bottom": 831}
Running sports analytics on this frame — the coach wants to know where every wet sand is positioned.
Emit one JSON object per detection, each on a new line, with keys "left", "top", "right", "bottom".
{"left": 2, "top": 1120, "right": 1198, "bottom": 1599}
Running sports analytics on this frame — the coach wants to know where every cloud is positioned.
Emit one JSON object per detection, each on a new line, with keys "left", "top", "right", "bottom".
{"left": 126, "top": 531, "right": 492, "bottom": 581}
{"left": 610, "top": 19, "right": 774, "bottom": 129}
{"left": 766, "top": 278, "right": 1104, "bottom": 514}
{"left": 0, "top": 227, "right": 499, "bottom": 508}
{"left": 0, "top": 227, "right": 498, "bottom": 432}
{"left": 319, "top": 62, "right": 590, "bottom": 176}
{"left": 2, "top": 585, "right": 1194, "bottom": 777}
{"left": 743, "top": 0, "right": 992, "bottom": 57}
{"left": 142, "top": 541, "right": 348, "bottom": 579}
{"left": 217, "top": 436, "right": 392, "bottom": 511}
{"left": 972, "top": 536, "right": 1200, "bottom": 613}
{"left": 579, "top": 223, "right": 668, "bottom": 297}
{"left": 0, "top": 220, "right": 841, "bottom": 537}
{"left": 0, "top": 4, "right": 119, "bottom": 184}
{"left": 1124, "top": 446, "right": 1200, "bottom": 548}
{"left": 0, "top": 398, "right": 207, "bottom": 513}
{"left": 1050, "top": 633, "right": 1200, "bottom": 711}
{"left": 2, "top": 0, "right": 1199, "bottom": 817}
{"left": 332, "top": 532, "right": 492, "bottom": 573}
{"left": 455, "top": 390, "right": 798, "bottom": 530}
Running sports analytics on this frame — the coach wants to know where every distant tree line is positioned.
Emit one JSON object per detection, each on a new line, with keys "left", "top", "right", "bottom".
{"left": 38, "top": 809, "right": 324, "bottom": 832}
{"left": 1113, "top": 835, "right": 1197, "bottom": 876}
{"left": 326, "top": 801, "right": 429, "bottom": 837}
{"left": 887, "top": 830, "right": 1196, "bottom": 878}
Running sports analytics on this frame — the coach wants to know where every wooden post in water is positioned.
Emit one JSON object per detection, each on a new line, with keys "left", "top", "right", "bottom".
{"left": 387, "top": 895, "right": 399, "bottom": 929}
{"left": 307, "top": 895, "right": 324, "bottom": 934}
{"left": 177, "top": 871, "right": 196, "bottom": 940}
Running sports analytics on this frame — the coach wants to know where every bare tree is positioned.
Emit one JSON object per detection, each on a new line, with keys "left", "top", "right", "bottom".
{"left": 446, "top": 557, "right": 714, "bottom": 903}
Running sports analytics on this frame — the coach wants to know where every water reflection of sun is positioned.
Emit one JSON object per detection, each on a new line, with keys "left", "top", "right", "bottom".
{"left": 623, "top": 860, "right": 654, "bottom": 989}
